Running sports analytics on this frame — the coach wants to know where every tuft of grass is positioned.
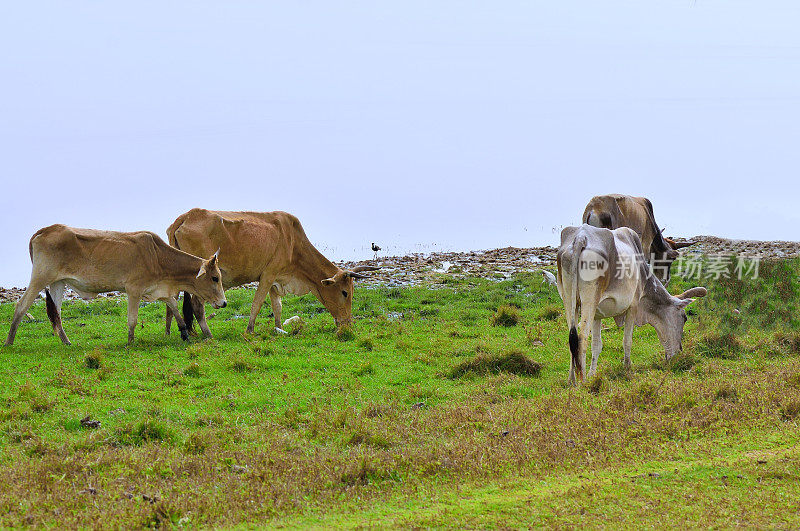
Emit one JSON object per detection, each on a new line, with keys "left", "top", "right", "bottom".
{"left": 183, "top": 362, "right": 201, "bottom": 378}
{"left": 586, "top": 374, "right": 607, "bottom": 395}
{"left": 780, "top": 400, "right": 800, "bottom": 421}
{"left": 690, "top": 331, "right": 744, "bottom": 360}
{"left": 116, "top": 419, "right": 176, "bottom": 446}
{"left": 536, "top": 304, "right": 561, "bottom": 321}
{"left": 84, "top": 349, "right": 103, "bottom": 369}
{"left": 184, "top": 430, "right": 212, "bottom": 455}
{"left": 653, "top": 351, "right": 697, "bottom": 373}
{"left": 347, "top": 428, "right": 392, "bottom": 449}
{"left": 358, "top": 338, "right": 374, "bottom": 351}
{"left": 449, "top": 351, "right": 542, "bottom": 378}
{"left": 490, "top": 305, "right": 521, "bottom": 327}
{"left": 336, "top": 325, "right": 356, "bottom": 342}
{"left": 714, "top": 383, "right": 738, "bottom": 402}
{"left": 230, "top": 355, "right": 254, "bottom": 373}
{"left": 353, "top": 362, "right": 374, "bottom": 376}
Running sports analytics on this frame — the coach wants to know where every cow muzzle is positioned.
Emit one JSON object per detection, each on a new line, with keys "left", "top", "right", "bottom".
{"left": 212, "top": 300, "right": 227, "bottom": 309}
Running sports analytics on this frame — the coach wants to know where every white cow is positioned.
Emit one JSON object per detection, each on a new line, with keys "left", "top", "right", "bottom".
{"left": 556, "top": 224, "right": 707, "bottom": 385}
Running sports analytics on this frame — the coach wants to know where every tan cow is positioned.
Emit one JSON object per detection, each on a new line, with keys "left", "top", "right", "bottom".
{"left": 4, "top": 225, "right": 227, "bottom": 346}
{"left": 165, "top": 209, "right": 378, "bottom": 337}
{"left": 582, "top": 194, "right": 694, "bottom": 284}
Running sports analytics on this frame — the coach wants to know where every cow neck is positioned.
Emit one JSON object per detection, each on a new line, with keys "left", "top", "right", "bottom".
{"left": 293, "top": 244, "right": 339, "bottom": 289}
{"left": 163, "top": 247, "right": 205, "bottom": 286}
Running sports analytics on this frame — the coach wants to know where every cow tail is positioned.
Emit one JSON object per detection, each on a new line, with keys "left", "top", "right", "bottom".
{"left": 45, "top": 289, "right": 59, "bottom": 331}
{"left": 568, "top": 236, "right": 587, "bottom": 377}
{"left": 183, "top": 292, "right": 194, "bottom": 331}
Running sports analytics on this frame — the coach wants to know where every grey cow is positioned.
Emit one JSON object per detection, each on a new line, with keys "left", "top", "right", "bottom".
{"left": 556, "top": 224, "right": 707, "bottom": 385}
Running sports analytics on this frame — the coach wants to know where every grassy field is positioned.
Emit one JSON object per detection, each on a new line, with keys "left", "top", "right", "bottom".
{"left": 2, "top": 258, "right": 800, "bottom": 528}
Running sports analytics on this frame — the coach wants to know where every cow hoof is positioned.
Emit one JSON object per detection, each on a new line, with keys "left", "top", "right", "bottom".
{"left": 179, "top": 328, "right": 189, "bottom": 341}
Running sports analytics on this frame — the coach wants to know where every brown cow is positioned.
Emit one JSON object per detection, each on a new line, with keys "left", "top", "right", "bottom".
{"left": 582, "top": 194, "right": 693, "bottom": 284}
{"left": 166, "top": 209, "right": 378, "bottom": 337}
{"left": 4, "top": 225, "right": 227, "bottom": 346}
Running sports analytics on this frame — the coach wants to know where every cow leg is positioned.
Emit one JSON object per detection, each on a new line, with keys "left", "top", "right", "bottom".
{"left": 575, "top": 287, "right": 600, "bottom": 384}
{"left": 247, "top": 280, "right": 271, "bottom": 334}
{"left": 126, "top": 294, "right": 141, "bottom": 344}
{"left": 270, "top": 286, "right": 283, "bottom": 329}
{"left": 166, "top": 306, "right": 173, "bottom": 335}
{"left": 623, "top": 308, "right": 635, "bottom": 371}
{"left": 191, "top": 295, "right": 213, "bottom": 338}
{"left": 48, "top": 280, "right": 71, "bottom": 345}
{"left": 5, "top": 277, "right": 49, "bottom": 346}
{"left": 164, "top": 297, "right": 190, "bottom": 341}
{"left": 589, "top": 317, "right": 603, "bottom": 378}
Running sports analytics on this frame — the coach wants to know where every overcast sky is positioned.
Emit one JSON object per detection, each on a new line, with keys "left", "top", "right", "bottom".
{"left": 1, "top": 1, "right": 799, "bottom": 286}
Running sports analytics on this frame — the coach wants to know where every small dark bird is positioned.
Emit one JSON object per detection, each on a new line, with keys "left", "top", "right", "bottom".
{"left": 371, "top": 242, "right": 381, "bottom": 260}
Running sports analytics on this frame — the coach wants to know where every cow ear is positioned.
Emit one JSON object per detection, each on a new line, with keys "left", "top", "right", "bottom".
{"left": 208, "top": 249, "right": 220, "bottom": 266}
{"left": 321, "top": 277, "right": 335, "bottom": 286}
{"left": 196, "top": 263, "right": 207, "bottom": 279}
{"left": 676, "top": 298, "right": 695, "bottom": 310}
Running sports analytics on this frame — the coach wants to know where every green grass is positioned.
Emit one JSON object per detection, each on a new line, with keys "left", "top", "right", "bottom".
{"left": 1, "top": 263, "right": 800, "bottom": 528}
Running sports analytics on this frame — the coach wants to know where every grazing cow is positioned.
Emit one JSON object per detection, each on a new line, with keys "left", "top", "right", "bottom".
{"left": 165, "top": 209, "right": 378, "bottom": 337}
{"left": 582, "top": 194, "right": 694, "bottom": 284}
{"left": 556, "top": 224, "right": 706, "bottom": 384}
{"left": 4, "top": 225, "right": 227, "bottom": 346}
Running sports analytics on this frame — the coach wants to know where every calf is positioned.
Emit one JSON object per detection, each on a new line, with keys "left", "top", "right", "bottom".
{"left": 556, "top": 224, "right": 706, "bottom": 384}
{"left": 4, "top": 225, "right": 227, "bottom": 346}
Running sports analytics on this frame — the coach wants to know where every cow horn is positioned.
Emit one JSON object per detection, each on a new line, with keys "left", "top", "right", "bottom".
{"left": 677, "top": 287, "right": 707, "bottom": 299}
{"left": 346, "top": 271, "right": 368, "bottom": 280}
{"left": 352, "top": 265, "right": 380, "bottom": 273}
{"left": 671, "top": 240, "right": 696, "bottom": 250}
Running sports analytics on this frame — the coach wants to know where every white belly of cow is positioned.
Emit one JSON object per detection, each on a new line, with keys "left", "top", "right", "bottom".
{"left": 596, "top": 291, "right": 636, "bottom": 319}
{"left": 272, "top": 277, "right": 310, "bottom": 297}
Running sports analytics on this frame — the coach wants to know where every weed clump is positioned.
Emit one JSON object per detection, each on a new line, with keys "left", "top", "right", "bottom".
{"left": 536, "top": 304, "right": 561, "bottom": 321}
{"left": 17, "top": 382, "right": 55, "bottom": 413}
{"left": 117, "top": 419, "right": 176, "bottom": 446}
{"left": 84, "top": 349, "right": 103, "bottom": 369}
{"left": 490, "top": 305, "right": 521, "bottom": 327}
{"left": 714, "top": 384, "right": 738, "bottom": 402}
{"left": 336, "top": 325, "right": 356, "bottom": 342}
{"left": 586, "top": 374, "right": 607, "bottom": 395}
{"left": 690, "top": 331, "right": 743, "bottom": 360}
{"left": 230, "top": 355, "right": 254, "bottom": 373}
{"left": 347, "top": 428, "right": 392, "bottom": 449}
{"left": 184, "top": 430, "right": 212, "bottom": 455}
{"left": 780, "top": 400, "right": 800, "bottom": 421}
{"left": 449, "top": 351, "right": 542, "bottom": 378}
{"left": 183, "top": 362, "right": 201, "bottom": 378}
{"left": 771, "top": 331, "right": 800, "bottom": 356}
{"left": 653, "top": 351, "right": 697, "bottom": 373}
{"left": 358, "top": 338, "right": 374, "bottom": 351}
{"left": 353, "top": 362, "right": 374, "bottom": 377}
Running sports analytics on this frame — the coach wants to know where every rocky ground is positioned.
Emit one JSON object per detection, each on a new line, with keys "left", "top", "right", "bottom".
{"left": 1, "top": 235, "right": 798, "bottom": 303}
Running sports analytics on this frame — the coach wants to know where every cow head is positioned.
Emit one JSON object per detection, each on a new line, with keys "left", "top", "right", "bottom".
{"left": 319, "top": 265, "right": 380, "bottom": 327}
{"left": 194, "top": 250, "right": 228, "bottom": 309}
{"left": 651, "top": 236, "right": 695, "bottom": 285}
{"left": 639, "top": 286, "right": 707, "bottom": 360}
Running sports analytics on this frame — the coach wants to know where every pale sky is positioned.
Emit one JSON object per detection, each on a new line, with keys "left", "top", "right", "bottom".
{"left": 2, "top": 1, "right": 799, "bottom": 286}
